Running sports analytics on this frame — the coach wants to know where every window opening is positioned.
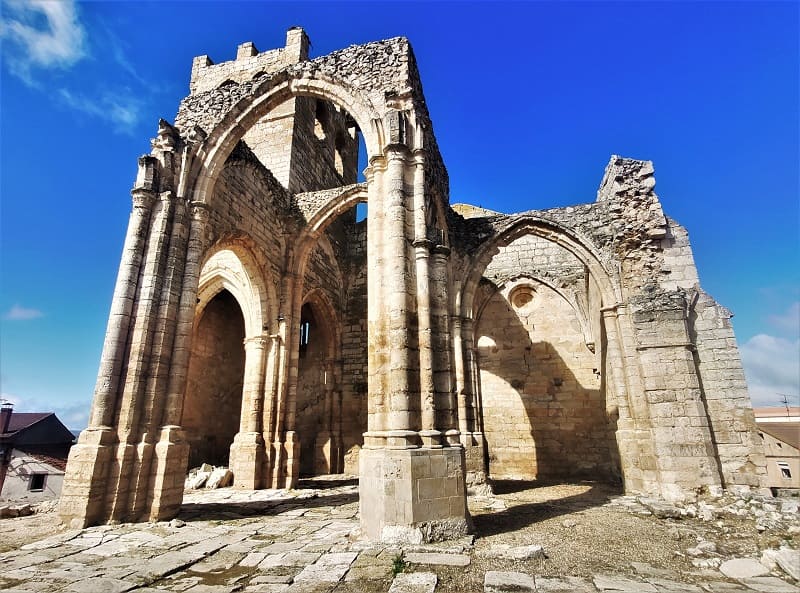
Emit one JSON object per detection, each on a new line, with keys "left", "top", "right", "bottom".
{"left": 356, "top": 202, "right": 368, "bottom": 222}
{"left": 314, "top": 101, "right": 327, "bottom": 141}
{"left": 299, "top": 303, "right": 315, "bottom": 357}
{"left": 29, "top": 473, "right": 46, "bottom": 491}
{"left": 777, "top": 462, "right": 792, "bottom": 479}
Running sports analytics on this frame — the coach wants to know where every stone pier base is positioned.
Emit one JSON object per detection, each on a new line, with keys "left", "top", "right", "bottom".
{"left": 230, "top": 431, "right": 266, "bottom": 489}
{"left": 359, "top": 446, "right": 471, "bottom": 543}
{"left": 58, "top": 427, "right": 117, "bottom": 528}
{"left": 148, "top": 426, "right": 189, "bottom": 522}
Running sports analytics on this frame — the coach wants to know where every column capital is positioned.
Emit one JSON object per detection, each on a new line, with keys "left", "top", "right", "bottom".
{"left": 385, "top": 144, "right": 412, "bottom": 162}
{"left": 412, "top": 238, "right": 433, "bottom": 251}
{"left": 431, "top": 244, "right": 451, "bottom": 258}
{"left": 243, "top": 335, "right": 269, "bottom": 349}
{"left": 189, "top": 201, "right": 210, "bottom": 221}
{"left": 130, "top": 187, "right": 157, "bottom": 210}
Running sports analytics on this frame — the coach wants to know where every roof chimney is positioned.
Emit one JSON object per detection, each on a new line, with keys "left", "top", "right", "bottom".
{"left": 1, "top": 402, "right": 12, "bottom": 434}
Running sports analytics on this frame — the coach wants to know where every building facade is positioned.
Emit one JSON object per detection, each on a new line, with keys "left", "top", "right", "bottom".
{"left": 60, "top": 29, "right": 767, "bottom": 542}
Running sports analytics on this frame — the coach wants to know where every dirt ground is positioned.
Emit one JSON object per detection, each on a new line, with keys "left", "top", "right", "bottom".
{"left": 0, "top": 480, "right": 795, "bottom": 593}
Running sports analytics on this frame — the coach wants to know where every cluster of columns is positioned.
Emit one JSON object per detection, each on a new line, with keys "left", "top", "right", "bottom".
{"left": 357, "top": 144, "right": 471, "bottom": 542}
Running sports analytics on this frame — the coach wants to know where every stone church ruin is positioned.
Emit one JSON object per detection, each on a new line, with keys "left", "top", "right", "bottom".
{"left": 59, "top": 28, "right": 767, "bottom": 541}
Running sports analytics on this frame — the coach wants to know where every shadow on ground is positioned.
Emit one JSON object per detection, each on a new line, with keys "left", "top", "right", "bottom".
{"left": 178, "top": 488, "right": 358, "bottom": 522}
{"left": 473, "top": 479, "right": 622, "bottom": 538}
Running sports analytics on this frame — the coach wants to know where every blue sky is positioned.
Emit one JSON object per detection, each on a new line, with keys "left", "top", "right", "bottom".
{"left": 1, "top": 1, "right": 798, "bottom": 430}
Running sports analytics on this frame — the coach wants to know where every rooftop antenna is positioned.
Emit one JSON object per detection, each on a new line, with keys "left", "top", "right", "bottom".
{"left": 777, "top": 393, "right": 794, "bottom": 416}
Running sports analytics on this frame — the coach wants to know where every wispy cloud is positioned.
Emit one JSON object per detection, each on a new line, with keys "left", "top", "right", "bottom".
{"left": 768, "top": 301, "right": 800, "bottom": 336}
{"left": 0, "top": 0, "right": 87, "bottom": 85}
{"left": 58, "top": 88, "right": 144, "bottom": 134}
{"left": 741, "top": 333, "right": 800, "bottom": 408}
{"left": 2, "top": 305, "right": 44, "bottom": 321}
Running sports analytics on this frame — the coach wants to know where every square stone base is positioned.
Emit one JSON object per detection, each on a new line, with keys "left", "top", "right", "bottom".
{"left": 58, "top": 427, "right": 117, "bottom": 528}
{"left": 359, "top": 446, "right": 471, "bottom": 543}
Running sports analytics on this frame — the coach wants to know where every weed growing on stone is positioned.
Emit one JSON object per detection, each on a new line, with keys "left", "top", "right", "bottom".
{"left": 391, "top": 552, "right": 407, "bottom": 575}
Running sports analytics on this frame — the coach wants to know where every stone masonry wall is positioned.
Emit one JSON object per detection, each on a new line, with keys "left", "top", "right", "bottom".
{"left": 207, "top": 143, "right": 295, "bottom": 292}
{"left": 241, "top": 99, "right": 297, "bottom": 189}
{"left": 476, "top": 280, "right": 614, "bottom": 481}
{"left": 340, "top": 218, "right": 368, "bottom": 474}
{"left": 689, "top": 290, "right": 767, "bottom": 488}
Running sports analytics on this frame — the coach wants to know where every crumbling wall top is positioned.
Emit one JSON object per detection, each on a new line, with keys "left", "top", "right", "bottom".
{"left": 190, "top": 27, "right": 310, "bottom": 94}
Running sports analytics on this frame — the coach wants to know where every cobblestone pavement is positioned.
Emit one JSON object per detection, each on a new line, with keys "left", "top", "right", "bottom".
{"left": 1, "top": 481, "right": 798, "bottom": 593}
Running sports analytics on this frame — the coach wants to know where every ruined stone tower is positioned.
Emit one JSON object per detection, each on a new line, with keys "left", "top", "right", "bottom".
{"left": 60, "top": 28, "right": 767, "bottom": 541}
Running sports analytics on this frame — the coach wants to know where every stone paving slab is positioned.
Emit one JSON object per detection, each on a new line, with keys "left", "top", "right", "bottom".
{"left": 404, "top": 552, "right": 471, "bottom": 566}
{"left": 2, "top": 485, "right": 799, "bottom": 593}
{"left": 593, "top": 574, "right": 658, "bottom": 592}
{"left": 484, "top": 570, "right": 535, "bottom": 592}
{"left": 737, "top": 576, "right": 800, "bottom": 593}
{"left": 388, "top": 572, "right": 438, "bottom": 593}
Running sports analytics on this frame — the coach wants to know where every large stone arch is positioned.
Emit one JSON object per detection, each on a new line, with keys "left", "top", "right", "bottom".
{"left": 61, "top": 31, "right": 472, "bottom": 541}
{"left": 460, "top": 216, "right": 619, "bottom": 319}
{"left": 456, "top": 216, "right": 627, "bottom": 487}
{"left": 185, "top": 74, "right": 384, "bottom": 208}
{"left": 196, "top": 241, "right": 276, "bottom": 338}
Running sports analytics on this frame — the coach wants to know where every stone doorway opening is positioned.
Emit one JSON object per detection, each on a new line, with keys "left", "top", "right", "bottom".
{"left": 183, "top": 289, "right": 246, "bottom": 469}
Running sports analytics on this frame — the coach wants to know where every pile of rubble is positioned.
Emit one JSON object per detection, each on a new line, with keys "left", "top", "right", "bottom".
{"left": 606, "top": 487, "right": 800, "bottom": 582}
{"left": 184, "top": 463, "right": 234, "bottom": 490}
{"left": 0, "top": 499, "right": 58, "bottom": 520}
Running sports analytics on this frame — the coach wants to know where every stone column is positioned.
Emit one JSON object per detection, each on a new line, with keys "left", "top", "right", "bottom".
{"left": 148, "top": 201, "right": 210, "bottom": 521}
{"left": 108, "top": 190, "right": 176, "bottom": 522}
{"left": 163, "top": 201, "right": 210, "bottom": 425}
{"left": 384, "top": 148, "right": 416, "bottom": 445}
{"left": 411, "top": 153, "right": 439, "bottom": 447}
{"left": 359, "top": 141, "right": 469, "bottom": 544}
{"left": 364, "top": 158, "right": 388, "bottom": 444}
{"left": 452, "top": 315, "right": 469, "bottom": 438}
{"left": 430, "top": 244, "right": 459, "bottom": 446}
{"left": 601, "top": 305, "right": 645, "bottom": 491}
{"left": 271, "top": 314, "right": 291, "bottom": 488}
{"left": 90, "top": 183, "right": 156, "bottom": 428}
{"left": 131, "top": 194, "right": 190, "bottom": 522}
{"left": 261, "top": 334, "right": 280, "bottom": 486}
{"left": 230, "top": 336, "right": 268, "bottom": 488}
{"left": 460, "top": 316, "right": 487, "bottom": 483}
{"left": 59, "top": 176, "right": 157, "bottom": 529}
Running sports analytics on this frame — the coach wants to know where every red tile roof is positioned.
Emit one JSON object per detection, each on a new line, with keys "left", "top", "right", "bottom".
{"left": 16, "top": 446, "right": 70, "bottom": 472}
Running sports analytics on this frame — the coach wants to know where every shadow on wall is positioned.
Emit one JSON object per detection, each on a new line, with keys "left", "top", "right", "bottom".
{"left": 475, "top": 279, "right": 622, "bottom": 484}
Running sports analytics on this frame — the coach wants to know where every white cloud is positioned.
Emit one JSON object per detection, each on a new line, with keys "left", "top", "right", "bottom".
{"left": 2, "top": 304, "right": 44, "bottom": 321}
{"left": 0, "top": 0, "right": 87, "bottom": 84}
{"left": 768, "top": 301, "right": 800, "bottom": 336}
{"left": 58, "top": 88, "right": 143, "bottom": 133}
{"left": 0, "top": 391, "right": 90, "bottom": 431}
{"left": 740, "top": 333, "right": 800, "bottom": 408}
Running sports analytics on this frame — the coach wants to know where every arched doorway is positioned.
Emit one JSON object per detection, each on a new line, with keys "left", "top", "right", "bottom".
{"left": 296, "top": 300, "right": 340, "bottom": 476}
{"left": 183, "top": 289, "right": 246, "bottom": 468}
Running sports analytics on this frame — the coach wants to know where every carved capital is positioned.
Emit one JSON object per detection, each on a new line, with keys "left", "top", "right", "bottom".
{"left": 130, "top": 188, "right": 157, "bottom": 210}
{"left": 189, "top": 201, "right": 210, "bottom": 222}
